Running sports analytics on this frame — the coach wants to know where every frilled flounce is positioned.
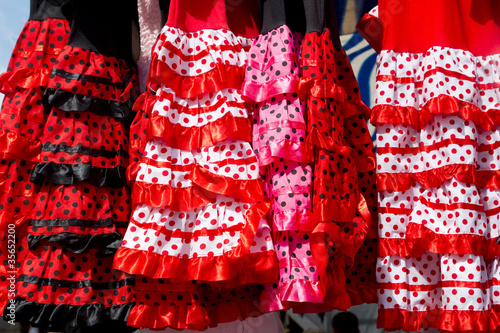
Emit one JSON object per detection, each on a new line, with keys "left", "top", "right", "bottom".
{"left": 127, "top": 292, "right": 264, "bottom": 331}
{"left": 7, "top": 299, "right": 135, "bottom": 333}
{"left": 113, "top": 202, "right": 273, "bottom": 282}
{"left": 377, "top": 307, "right": 500, "bottom": 332}
{"left": 376, "top": 164, "right": 500, "bottom": 191}
{"left": 148, "top": 112, "right": 251, "bottom": 151}
{"left": 148, "top": 60, "right": 245, "bottom": 99}
{"left": 44, "top": 88, "right": 135, "bottom": 120}
{"left": 372, "top": 95, "right": 500, "bottom": 131}
{"left": 0, "top": 130, "right": 41, "bottom": 162}
{"left": 372, "top": 46, "right": 500, "bottom": 131}
{"left": 47, "top": 46, "right": 138, "bottom": 103}
{"left": 379, "top": 226, "right": 500, "bottom": 258}
{"left": 30, "top": 162, "right": 126, "bottom": 187}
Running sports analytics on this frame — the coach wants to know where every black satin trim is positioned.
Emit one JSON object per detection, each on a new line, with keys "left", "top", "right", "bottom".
{"left": 30, "top": 162, "right": 126, "bottom": 187}
{"left": 41, "top": 143, "right": 129, "bottom": 159}
{"left": 28, "top": 232, "right": 122, "bottom": 256}
{"left": 5, "top": 299, "right": 136, "bottom": 333}
{"left": 18, "top": 275, "right": 92, "bottom": 288}
{"left": 44, "top": 89, "right": 134, "bottom": 120}
{"left": 30, "top": 217, "right": 114, "bottom": 228}
{"left": 17, "top": 275, "right": 135, "bottom": 290}
{"left": 51, "top": 69, "right": 131, "bottom": 89}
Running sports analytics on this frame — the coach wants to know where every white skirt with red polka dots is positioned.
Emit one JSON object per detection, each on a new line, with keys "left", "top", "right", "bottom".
{"left": 373, "top": 46, "right": 500, "bottom": 332}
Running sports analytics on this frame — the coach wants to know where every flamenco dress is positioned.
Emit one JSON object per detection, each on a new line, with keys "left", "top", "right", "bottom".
{"left": 0, "top": 0, "right": 72, "bottom": 317}
{"left": 358, "top": 2, "right": 500, "bottom": 332}
{"left": 113, "top": 0, "right": 278, "bottom": 330}
{"left": 6, "top": 0, "right": 138, "bottom": 331}
{"left": 241, "top": 0, "right": 377, "bottom": 312}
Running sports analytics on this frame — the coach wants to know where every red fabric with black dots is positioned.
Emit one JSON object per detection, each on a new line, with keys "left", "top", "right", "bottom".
{"left": 48, "top": 46, "right": 137, "bottom": 102}
{"left": 15, "top": 242, "right": 134, "bottom": 307}
{"left": 0, "top": 159, "right": 39, "bottom": 231}
{"left": 127, "top": 277, "right": 266, "bottom": 330}
{"left": 0, "top": 18, "right": 70, "bottom": 92}
{"left": 0, "top": 87, "right": 46, "bottom": 161}
{"left": 38, "top": 109, "right": 129, "bottom": 170}
{"left": 28, "top": 182, "right": 130, "bottom": 240}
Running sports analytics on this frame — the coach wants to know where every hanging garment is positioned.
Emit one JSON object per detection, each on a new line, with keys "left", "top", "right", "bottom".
{"left": 358, "top": 1, "right": 500, "bottom": 332}
{"left": 4, "top": 0, "right": 138, "bottom": 331}
{"left": 0, "top": 0, "right": 73, "bottom": 318}
{"left": 113, "top": 0, "right": 278, "bottom": 330}
{"left": 242, "top": 0, "right": 378, "bottom": 313}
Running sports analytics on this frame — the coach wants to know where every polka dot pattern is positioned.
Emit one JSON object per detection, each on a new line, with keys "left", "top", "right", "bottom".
{"left": 137, "top": 138, "right": 259, "bottom": 187}
{"left": 0, "top": 18, "right": 70, "bottom": 89}
{"left": 48, "top": 46, "right": 138, "bottom": 102}
{"left": 375, "top": 47, "right": 500, "bottom": 113}
{"left": 152, "top": 27, "right": 248, "bottom": 77}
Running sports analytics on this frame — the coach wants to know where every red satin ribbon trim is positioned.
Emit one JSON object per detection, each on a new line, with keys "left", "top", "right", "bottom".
{"left": 157, "top": 91, "right": 245, "bottom": 116}
{"left": 377, "top": 306, "right": 500, "bottom": 332}
{"left": 314, "top": 196, "right": 360, "bottom": 223}
{"left": 191, "top": 165, "right": 265, "bottom": 203}
{"left": 377, "top": 164, "right": 477, "bottom": 191}
{"left": 132, "top": 182, "right": 214, "bottom": 210}
{"left": 126, "top": 302, "right": 211, "bottom": 330}
{"left": 149, "top": 58, "right": 245, "bottom": 98}
{"left": 0, "top": 130, "right": 41, "bottom": 162}
{"left": 371, "top": 95, "right": 500, "bottom": 130}
{"left": 377, "top": 137, "right": 479, "bottom": 155}
{"left": 144, "top": 155, "right": 257, "bottom": 171}
{"left": 406, "top": 222, "right": 487, "bottom": 256}
{"left": 0, "top": 68, "right": 51, "bottom": 93}
{"left": 147, "top": 111, "right": 252, "bottom": 150}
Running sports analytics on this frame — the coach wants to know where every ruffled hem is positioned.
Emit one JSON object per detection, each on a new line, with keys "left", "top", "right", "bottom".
{"left": 44, "top": 88, "right": 134, "bottom": 120}
{"left": 272, "top": 209, "right": 314, "bottom": 232}
{"left": 379, "top": 233, "right": 500, "bottom": 259}
{"left": 27, "top": 232, "right": 122, "bottom": 256}
{"left": 148, "top": 112, "right": 251, "bottom": 150}
{"left": 378, "top": 164, "right": 479, "bottom": 191}
{"left": 0, "top": 18, "right": 70, "bottom": 92}
{"left": 377, "top": 307, "right": 500, "bottom": 332}
{"left": 133, "top": 166, "right": 264, "bottom": 209}
{"left": 149, "top": 60, "right": 244, "bottom": 98}
{"left": 371, "top": 95, "right": 500, "bottom": 130}
{"left": 0, "top": 130, "right": 41, "bottom": 162}
{"left": 127, "top": 296, "right": 264, "bottom": 331}
{"left": 241, "top": 75, "right": 299, "bottom": 103}
{"left": 298, "top": 77, "right": 346, "bottom": 101}
{"left": 0, "top": 68, "right": 51, "bottom": 93}
{"left": 7, "top": 299, "right": 135, "bottom": 333}
{"left": 114, "top": 202, "right": 271, "bottom": 282}
{"left": 30, "top": 162, "right": 126, "bottom": 187}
